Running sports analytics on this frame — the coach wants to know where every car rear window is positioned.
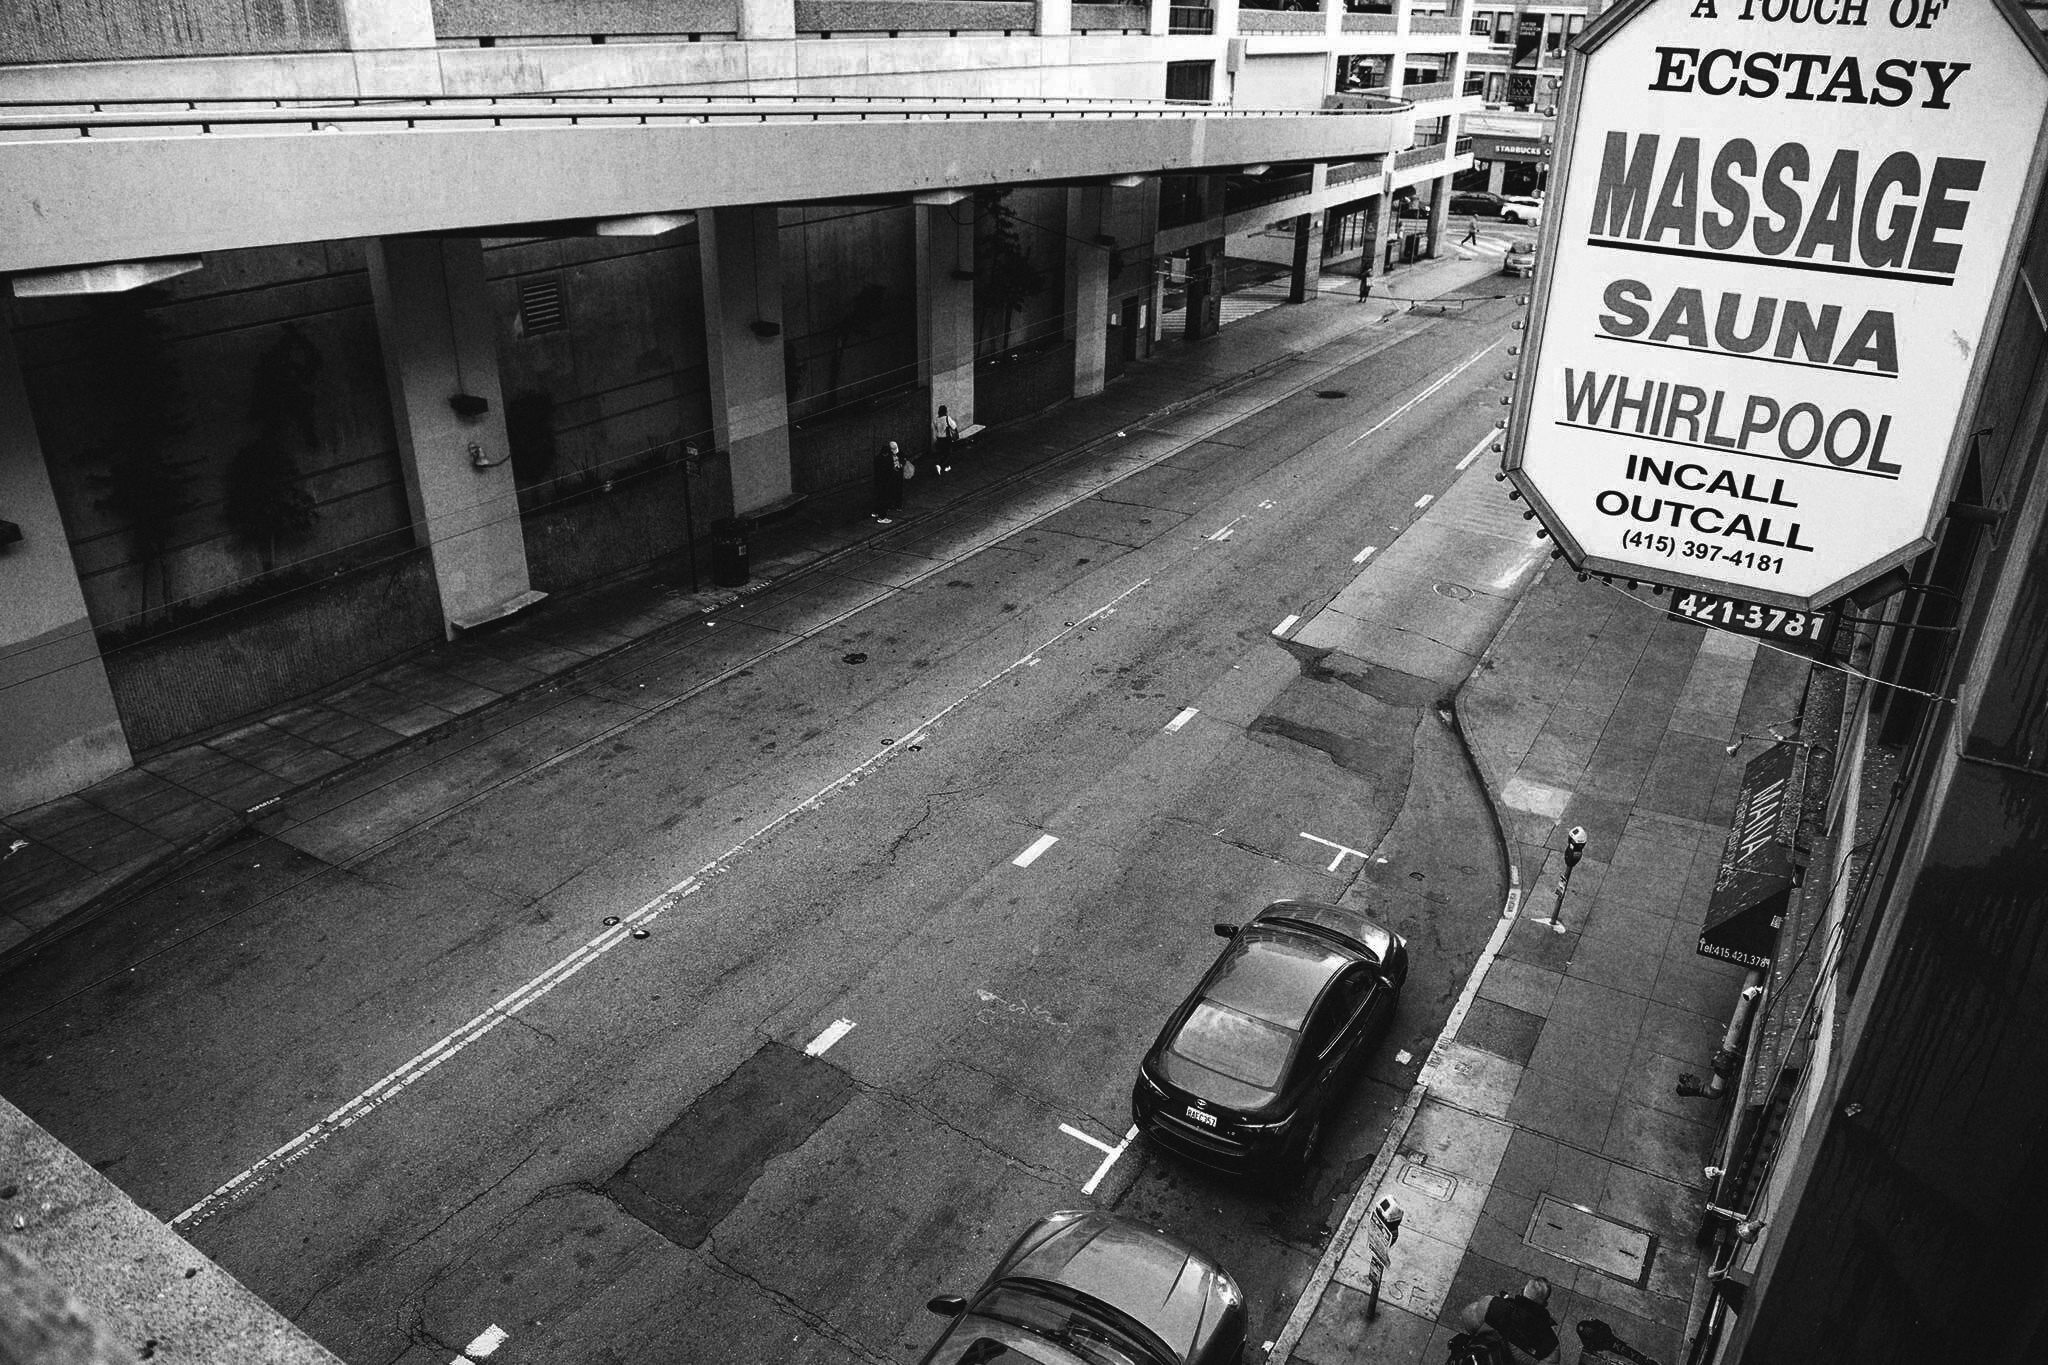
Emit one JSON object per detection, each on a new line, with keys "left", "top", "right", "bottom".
{"left": 1169, "top": 1000, "right": 1296, "bottom": 1090}
{"left": 1207, "top": 936, "right": 1348, "bottom": 1028}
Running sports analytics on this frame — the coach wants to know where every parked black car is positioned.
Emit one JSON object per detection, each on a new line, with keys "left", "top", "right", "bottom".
{"left": 1448, "top": 190, "right": 1504, "bottom": 217}
{"left": 918, "top": 1210, "right": 1248, "bottom": 1365}
{"left": 1132, "top": 899, "right": 1408, "bottom": 1176}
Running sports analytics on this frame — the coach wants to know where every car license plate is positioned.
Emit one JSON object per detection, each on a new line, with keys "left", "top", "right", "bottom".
{"left": 1186, "top": 1107, "right": 1217, "bottom": 1127}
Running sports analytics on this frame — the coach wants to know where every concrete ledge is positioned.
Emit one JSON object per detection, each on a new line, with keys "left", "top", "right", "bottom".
{"left": 0, "top": 1096, "right": 341, "bottom": 1365}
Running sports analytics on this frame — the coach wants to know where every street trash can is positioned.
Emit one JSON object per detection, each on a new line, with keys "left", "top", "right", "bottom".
{"left": 711, "top": 517, "right": 749, "bottom": 587}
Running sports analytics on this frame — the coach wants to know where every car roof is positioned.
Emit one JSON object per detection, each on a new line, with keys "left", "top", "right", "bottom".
{"left": 1205, "top": 931, "right": 1350, "bottom": 1030}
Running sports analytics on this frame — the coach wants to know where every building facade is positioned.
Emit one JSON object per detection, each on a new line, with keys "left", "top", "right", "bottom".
{"left": 0, "top": 0, "right": 1483, "bottom": 814}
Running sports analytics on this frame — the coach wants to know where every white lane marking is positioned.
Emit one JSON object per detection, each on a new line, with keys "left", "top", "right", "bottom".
{"left": 1084, "top": 1126, "right": 1140, "bottom": 1195}
{"left": 175, "top": 581, "right": 1153, "bottom": 1230}
{"left": 1273, "top": 614, "right": 1301, "bottom": 636}
{"left": 1207, "top": 526, "right": 1236, "bottom": 542}
{"left": 1344, "top": 340, "right": 1501, "bottom": 451}
{"left": 1414, "top": 493, "right": 1435, "bottom": 509}
{"left": 1012, "top": 834, "right": 1060, "bottom": 867}
{"left": 1300, "top": 831, "right": 1369, "bottom": 873}
{"left": 455, "top": 1325, "right": 509, "bottom": 1362}
{"left": 1351, "top": 546, "right": 1378, "bottom": 564}
{"left": 1455, "top": 430, "right": 1493, "bottom": 471}
{"left": 804, "top": 1019, "right": 857, "bottom": 1056}
{"left": 1395, "top": 1050, "right": 1413, "bottom": 1066}
{"left": 1165, "top": 707, "right": 1199, "bottom": 732}
{"left": 1258, "top": 500, "right": 1276, "bottom": 509}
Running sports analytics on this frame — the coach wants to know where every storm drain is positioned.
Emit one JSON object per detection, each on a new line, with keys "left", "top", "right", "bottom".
{"left": 1523, "top": 1194, "right": 1656, "bottom": 1287}
{"left": 602, "top": 1042, "right": 854, "bottom": 1248}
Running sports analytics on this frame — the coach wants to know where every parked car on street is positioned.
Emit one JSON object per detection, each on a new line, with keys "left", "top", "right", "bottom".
{"left": 1448, "top": 190, "right": 1504, "bottom": 217}
{"left": 1131, "top": 899, "right": 1408, "bottom": 1177}
{"left": 917, "top": 1210, "right": 1248, "bottom": 1365}
{"left": 1503, "top": 240, "right": 1537, "bottom": 277}
{"left": 1500, "top": 195, "right": 1544, "bottom": 225}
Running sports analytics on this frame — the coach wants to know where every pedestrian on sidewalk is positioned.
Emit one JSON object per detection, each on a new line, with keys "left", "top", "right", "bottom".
{"left": 931, "top": 404, "right": 960, "bottom": 475}
{"left": 871, "top": 439, "right": 907, "bottom": 524}
{"left": 1453, "top": 1278, "right": 1560, "bottom": 1365}
{"left": 1462, "top": 216, "right": 1480, "bottom": 246}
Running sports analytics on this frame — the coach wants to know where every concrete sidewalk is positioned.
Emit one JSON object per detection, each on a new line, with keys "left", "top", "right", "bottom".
{"left": 1280, "top": 567, "right": 1810, "bottom": 1365}
{"left": 0, "top": 245, "right": 1509, "bottom": 963}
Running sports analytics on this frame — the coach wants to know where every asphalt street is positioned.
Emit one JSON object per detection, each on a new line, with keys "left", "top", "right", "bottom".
{"left": 1, "top": 287, "right": 1532, "bottom": 1365}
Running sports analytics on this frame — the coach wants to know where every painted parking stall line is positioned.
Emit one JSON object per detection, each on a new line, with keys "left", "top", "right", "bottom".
{"left": 1455, "top": 430, "right": 1493, "bottom": 471}
{"left": 1414, "top": 493, "right": 1435, "bottom": 510}
{"left": 1344, "top": 341, "right": 1500, "bottom": 452}
{"left": 1059, "top": 1122, "right": 1140, "bottom": 1195}
{"left": 174, "top": 581, "right": 1152, "bottom": 1231}
{"left": 1012, "top": 834, "right": 1060, "bottom": 868}
{"left": 1300, "top": 831, "right": 1369, "bottom": 873}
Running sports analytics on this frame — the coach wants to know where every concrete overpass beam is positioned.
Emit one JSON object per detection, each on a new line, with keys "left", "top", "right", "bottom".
{"left": 916, "top": 202, "right": 976, "bottom": 441}
{"left": 367, "top": 237, "right": 539, "bottom": 638}
{"left": 699, "top": 206, "right": 794, "bottom": 516}
{"left": 338, "top": 0, "right": 435, "bottom": 48}
{"left": 0, "top": 312, "right": 131, "bottom": 813}
{"left": 1066, "top": 187, "right": 1111, "bottom": 399}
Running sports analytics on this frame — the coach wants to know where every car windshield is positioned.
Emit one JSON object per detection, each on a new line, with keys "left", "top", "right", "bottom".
{"left": 1170, "top": 1000, "right": 1297, "bottom": 1090}
{"left": 961, "top": 1283, "right": 1178, "bottom": 1365}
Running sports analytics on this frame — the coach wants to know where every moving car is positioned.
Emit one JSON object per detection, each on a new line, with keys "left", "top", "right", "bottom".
{"left": 1503, "top": 240, "right": 1537, "bottom": 277}
{"left": 1500, "top": 195, "right": 1544, "bottom": 225}
{"left": 918, "top": 1210, "right": 1248, "bottom": 1365}
{"left": 1131, "top": 899, "right": 1408, "bottom": 1176}
{"left": 1448, "top": 190, "right": 1504, "bottom": 217}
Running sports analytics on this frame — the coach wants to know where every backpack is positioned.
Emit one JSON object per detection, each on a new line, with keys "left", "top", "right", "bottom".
{"left": 1488, "top": 1294, "right": 1559, "bottom": 1360}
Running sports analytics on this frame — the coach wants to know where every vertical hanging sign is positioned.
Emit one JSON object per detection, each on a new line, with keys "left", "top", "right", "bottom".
{"left": 1503, "top": 0, "right": 2048, "bottom": 610}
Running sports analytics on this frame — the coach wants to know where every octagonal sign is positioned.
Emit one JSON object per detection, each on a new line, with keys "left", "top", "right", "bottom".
{"left": 1504, "top": 0, "right": 2048, "bottom": 608}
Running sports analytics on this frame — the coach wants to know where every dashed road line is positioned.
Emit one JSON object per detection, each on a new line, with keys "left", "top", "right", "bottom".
{"left": 1455, "top": 430, "right": 1493, "bottom": 471}
{"left": 1352, "top": 546, "right": 1378, "bottom": 565}
{"left": 1344, "top": 341, "right": 1501, "bottom": 452}
{"left": 804, "top": 1019, "right": 857, "bottom": 1056}
{"left": 450, "top": 1324, "right": 509, "bottom": 1364}
{"left": 1012, "top": 834, "right": 1060, "bottom": 867}
{"left": 1414, "top": 493, "right": 1435, "bottom": 509}
{"left": 174, "top": 580, "right": 1151, "bottom": 1231}
{"left": 1273, "top": 614, "right": 1301, "bottom": 637}
{"left": 1165, "top": 707, "right": 1199, "bottom": 732}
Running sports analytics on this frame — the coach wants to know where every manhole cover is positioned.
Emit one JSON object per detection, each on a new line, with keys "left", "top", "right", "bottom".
{"left": 1398, "top": 1160, "right": 1458, "bottom": 1202}
{"left": 1434, "top": 582, "right": 1475, "bottom": 601}
{"left": 1524, "top": 1195, "right": 1656, "bottom": 1286}
{"left": 1316, "top": 389, "right": 1348, "bottom": 399}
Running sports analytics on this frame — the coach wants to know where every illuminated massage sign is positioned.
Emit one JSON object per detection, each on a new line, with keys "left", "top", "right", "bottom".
{"left": 1503, "top": 0, "right": 2048, "bottom": 609}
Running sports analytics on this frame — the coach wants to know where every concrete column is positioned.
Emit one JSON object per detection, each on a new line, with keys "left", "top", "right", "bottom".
{"left": 1148, "top": 0, "right": 1171, "bottom": 37}
{"left": 0, "top": 310, "right": 132, "bottom": 812}
{"left": 367, "top": 237, "right": 539, "bottom": 638}
{"left": 1425, "top": 174, "right": 1451, "bottom": 258}
{"left": 1183, "top": 241, "right": 1221, "bottom": 341}
{"left": 1289, "top": 163, "right": 1330, "bottom": 302}
{"left": 1038, "top": 0, "right": 1073, "bottom": 36}
{"left": 1066, "top": 187, "right": 1112, "bottom": 399}
{"left": 916, "top": 202, "right": 976, "bottom": 434}
{"left": 698, "top": 206, "right": 794, "bottom": 516}
{"left": 337, "top": 0, "right": 434, "bottom": 47}
{"left": 1357, "top": 193, "right": 1389, "bottom": 299}
{"left": 1215, "top": 0, "right": 1240, "bottom": 39}
{"left": 1150, "top": 269, "right": 1168, "bottom": 344}
{"left": 738, "top": 0, "right": 797, "bottom": 39}
{"left": 1487, "top": 159, "right": 1507, "bottom": 194}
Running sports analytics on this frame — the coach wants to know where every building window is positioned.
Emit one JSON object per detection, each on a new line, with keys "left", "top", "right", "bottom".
{"left": 1165, "top": 60, "right": 1213, "bottom": 102}
{"left": 1469, "top": 8, "right": 1492, "bottom": 36}
{"left": 519, "top": 277, "right": 565, "bottom": 335}
{"left": 1492, "top": 11, "right": 1514, "bottom": 45}
{"left": 1544, "top": 13, "right": 1569, "bottom": 57}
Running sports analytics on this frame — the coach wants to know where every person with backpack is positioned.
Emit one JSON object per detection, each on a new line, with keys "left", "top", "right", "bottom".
{"left": 1450, "top": 1278, "right": 1560, "bottom": 1365}
{"left": 931, "top": 404, "right": 960, "bottom": 475}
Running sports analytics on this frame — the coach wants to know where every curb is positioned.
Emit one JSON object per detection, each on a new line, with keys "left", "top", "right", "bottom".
{"left": 1264, "top": 555, "right": 1555, "bottom": 1363}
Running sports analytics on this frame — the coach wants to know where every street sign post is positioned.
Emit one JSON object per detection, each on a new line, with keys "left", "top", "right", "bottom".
{"left": 1503, "top": 0, "right": 2048, "bottom": 610}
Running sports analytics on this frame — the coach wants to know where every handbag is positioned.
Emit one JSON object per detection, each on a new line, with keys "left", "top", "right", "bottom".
{"left": 901, "top": 457, "right": 916, "bottom": 480}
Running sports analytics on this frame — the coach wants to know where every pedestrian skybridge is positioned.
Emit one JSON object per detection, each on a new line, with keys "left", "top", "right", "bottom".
{"left": 0, "top": 92, "right": 1415, "bottom": 273}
